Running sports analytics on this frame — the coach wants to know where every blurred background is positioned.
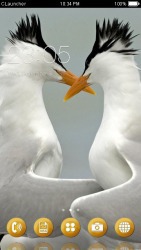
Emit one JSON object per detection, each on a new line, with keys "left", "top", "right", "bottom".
{"left": 0, "top": 8, "right": 140, "bottom": 178}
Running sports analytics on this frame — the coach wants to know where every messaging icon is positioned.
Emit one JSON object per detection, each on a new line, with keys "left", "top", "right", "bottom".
{"left": 34, "top": 218, "right": 53, "bottom": 237}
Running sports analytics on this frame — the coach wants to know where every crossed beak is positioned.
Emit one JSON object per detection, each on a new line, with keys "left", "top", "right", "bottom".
{"left": 62, "top": 73, "right": 96, "bottom": 101}
{"left": 57, "top": 70, "right": 95, "bottom": 98}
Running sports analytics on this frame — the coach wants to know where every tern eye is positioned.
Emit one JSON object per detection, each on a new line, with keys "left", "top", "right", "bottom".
{"left": 85, "top": 59, "right": 90, "bottom": 70}
{"left": 85, "top": 59, "right": 89, "bottom": 66}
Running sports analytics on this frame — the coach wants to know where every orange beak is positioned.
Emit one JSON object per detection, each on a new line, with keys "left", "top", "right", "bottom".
{"left": 57, "top": 70, "right": 95, "bottom": 96}
{"left": 63, "top": 74, "right": 96, "bottom": 101}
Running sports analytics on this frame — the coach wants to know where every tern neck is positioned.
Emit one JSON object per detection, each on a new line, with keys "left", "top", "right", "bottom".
{"left": 0, "top": 68, "right": 55, "bottom": 188}
{"left": 103, "top": 61, "right": 140, "bottom": 111}
{"left": 0, "top": 66, "right": 53, "bottom": 133}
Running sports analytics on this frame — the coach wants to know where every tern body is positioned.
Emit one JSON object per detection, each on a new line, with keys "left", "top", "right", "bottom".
{"left": 0, "top": 16, "right": 101, "bottom": 237}
{"left": 0, "top": 63, "right": 62, "bottom": 188}
{"left": 67, "top": 19, "right": 141, "bottom": 242}
{"left": 65, "top": 19, "right": 140, "bottom": 189}
{"left": 89, "top": 55, "right": 140, "bottom": 188}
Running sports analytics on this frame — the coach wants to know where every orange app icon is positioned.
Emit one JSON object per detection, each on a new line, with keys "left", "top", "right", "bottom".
{"left": 34, "top": 218, "right": 53, "bottom": 237}
{"left": 7, "top": 218, "right": 26, "bottom": 237}
{"left": 88, "top": 218, "right": 108, "bottom": 237}
{"left": 115, "top": 218, "right": 135, "bottom": 237}
{"left": 61, "top": 218, "right": 81, "bottom": 237}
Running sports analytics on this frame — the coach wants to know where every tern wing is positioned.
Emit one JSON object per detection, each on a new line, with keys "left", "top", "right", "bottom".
{"left": 71, "top": 136, "right": 141, "bottom": 242}
{"left": 0, "top": 64, "right": 102, "bottom": 238}
{"left": 0, "top": 172, "right": 102, "bottom": 237}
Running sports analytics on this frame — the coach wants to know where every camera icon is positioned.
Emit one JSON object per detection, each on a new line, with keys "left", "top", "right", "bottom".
{"left": 91, "top": 223, "right": 104, "bottom": 232}
{"left": 88, "top": 218, "right": 108, "bottom": 237}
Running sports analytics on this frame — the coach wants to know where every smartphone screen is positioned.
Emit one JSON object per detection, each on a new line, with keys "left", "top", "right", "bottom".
{"left": 0, "top": 1, "right": 141, "bottom": 249}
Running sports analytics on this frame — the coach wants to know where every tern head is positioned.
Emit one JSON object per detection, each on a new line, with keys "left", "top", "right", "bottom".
{"left": 64, "top": 19, "right": 138, "bottom": 101}
{"left": 1, "top": 15, "right": 94, "bottom": 95}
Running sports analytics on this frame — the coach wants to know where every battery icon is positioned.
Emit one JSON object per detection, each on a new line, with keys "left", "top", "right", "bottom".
{"left": 128, "top": 1, "right": 140, "bottom": 6}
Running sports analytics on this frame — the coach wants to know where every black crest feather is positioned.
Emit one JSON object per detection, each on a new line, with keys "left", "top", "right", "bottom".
{"left": 8, "top": 15, "right": 66, "bottom": 69}
{"left": 9, "top": 15, "right": 46, "bottom": 48}
{"left": 84, "top": 19, "right": 138, "bottom": 72}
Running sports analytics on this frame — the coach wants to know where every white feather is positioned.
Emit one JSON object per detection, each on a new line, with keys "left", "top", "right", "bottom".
{"left": 72, "top": 49, "right": 141, "bottom": 242}
{"left": 0, "top": 40, "right": 102, "bottom": 237}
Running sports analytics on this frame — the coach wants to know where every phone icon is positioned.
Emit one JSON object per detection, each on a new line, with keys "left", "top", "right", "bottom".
{"left": 12, "top": 222, "right": 22, "bottom": 233}
{"left": 7, "top": 218, "right": 26, "bottom": 237}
